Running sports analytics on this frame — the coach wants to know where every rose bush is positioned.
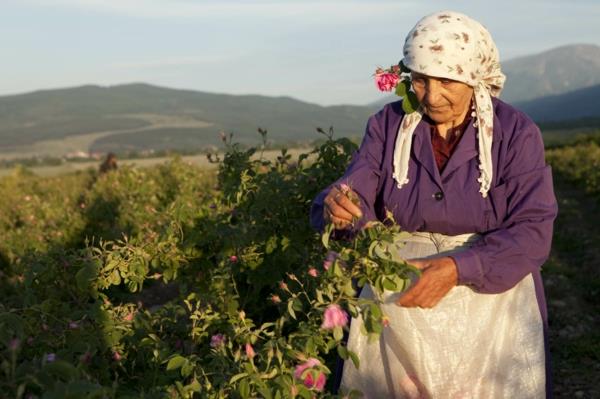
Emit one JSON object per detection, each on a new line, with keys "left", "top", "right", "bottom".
{"left": 0, "top": 130, "right": 417, "bottom": 398}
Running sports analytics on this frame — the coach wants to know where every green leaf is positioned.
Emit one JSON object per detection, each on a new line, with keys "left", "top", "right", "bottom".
{"left": 110, "top": 269, "right": 121, "bottom": 286}
{"left": 265, "top": 235, "right": 278, "bottom": 254}
{"left": 395, "top": 80, "right": 410, "bottom": 97}
{"left": 402, "top": 91, "right": 420, "bottom": 114}
{"left": 75, "top": 264, "right": 97, "bottom": 291}
{"left": 337, "top": 345, "right": 349, "bottom": 360}
{"left": 287, "top": 300, "right": 296, "bottom": 320}
{"left": 181, "top": 360, "right": 194, "bottom": 377}
{"left": 322, "top": 224, "right": 334, "bottom": 249}
{"left": 342, "top": 280, "right": 356, "bottom": 297}
{"left": 257, "top": 386, "right": 273, "bottom": 399}
{"left": 382, "top": 278, "right": 397, "bottom": 291}
{"left": 262, "top": 368, "right": 278, "bottom": 379}
{"left": 186, "top": 379, "right": 201, "bottom": 393}
{"left": 239, "top": 379, "right": 250, "bottom": 398}
{"left": 368, "top": 241, "right": 379, "bottom": 258}
{"left": 332, "top": 260, "right": 344, "bottom": 277}
{"left": 305, "top": 337, "right": 315, "bottom": 354}
{"left": 333, "top": 326, "right": 344, "bottom": 341}
{"left": 369, "top": 303, "right": 382, "bottom": 319}
{"left": 166, "top": 355, "right": 186, "bottom": 371}
{"left": 348, "top": 350, "right": 361, "bottom": 369}
{"left": 229, "top": 373, "right": 248, "bottom": 384}
{"left": 315, "top": 289, "right": 324, "bottom": 304}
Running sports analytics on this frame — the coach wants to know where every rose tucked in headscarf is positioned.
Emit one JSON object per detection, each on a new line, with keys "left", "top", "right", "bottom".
{"left": 392, "top": 10, "right": 506, "bottom": 197}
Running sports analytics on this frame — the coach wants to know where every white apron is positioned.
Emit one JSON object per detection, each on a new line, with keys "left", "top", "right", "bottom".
{"left": 340, "top": 232, "right": 545, "bottom": 399}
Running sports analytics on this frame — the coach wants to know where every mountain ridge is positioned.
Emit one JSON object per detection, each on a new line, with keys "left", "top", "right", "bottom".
{"left": 1, "top": 44, "right": 599, "bottom": 158}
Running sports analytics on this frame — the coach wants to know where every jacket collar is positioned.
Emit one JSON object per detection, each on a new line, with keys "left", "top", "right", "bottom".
{"left": 441, "top": 122, "right": 478, "bottom": 179}
{"left": 411, "top": 118, "right": 479, "bottom": 186}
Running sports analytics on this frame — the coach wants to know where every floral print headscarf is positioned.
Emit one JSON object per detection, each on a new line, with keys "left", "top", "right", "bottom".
{"left": 393, "top": 10, "right": 506, "bottom": 198}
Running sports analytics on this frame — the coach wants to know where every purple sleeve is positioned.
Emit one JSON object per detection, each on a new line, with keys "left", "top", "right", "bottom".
{"left": 310, "top": 113, "right": 385, "bottom": 234}
{"left": 451, "top": 122, "right": 558, "bottom": 294}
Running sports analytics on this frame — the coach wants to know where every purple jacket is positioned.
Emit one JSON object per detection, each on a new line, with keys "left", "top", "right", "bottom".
{"left": 310, "top": 98, "right": 558, "bottom": 324}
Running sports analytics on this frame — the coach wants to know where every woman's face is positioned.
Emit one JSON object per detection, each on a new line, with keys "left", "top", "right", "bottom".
{"left": 411, "top": 72, "right": 474, "bottom": 125}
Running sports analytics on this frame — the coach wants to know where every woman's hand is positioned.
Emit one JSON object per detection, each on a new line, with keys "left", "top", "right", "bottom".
{"left": 396, "top": 257, "right": 458, "bottom": 308}
{"left": 323, "top": 185, "right": 363, "bottom": 229}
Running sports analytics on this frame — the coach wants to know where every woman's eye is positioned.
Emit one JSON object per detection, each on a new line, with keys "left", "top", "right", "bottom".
{"left": 441, "top": 79, "right": 452, "bottom": 85}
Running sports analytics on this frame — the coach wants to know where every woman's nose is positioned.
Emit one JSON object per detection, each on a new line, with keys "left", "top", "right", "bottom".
{"left": 425, "top": 82, "right": 442, "bottom": 105}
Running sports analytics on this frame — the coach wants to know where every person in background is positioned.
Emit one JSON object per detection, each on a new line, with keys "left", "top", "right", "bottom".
{"left": 311, "top": 10, "right": 557, "bottom": 398}
{"left": 99, "top": 152, "right": 118, "bottom": 175}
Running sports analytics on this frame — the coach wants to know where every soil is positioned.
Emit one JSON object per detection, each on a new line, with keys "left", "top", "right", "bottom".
{"left": 544, "top": 174, "right": 600, "bottom": 398}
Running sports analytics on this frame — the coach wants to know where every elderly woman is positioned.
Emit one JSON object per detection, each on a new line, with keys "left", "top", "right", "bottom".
{"left": 310, "top": 11, "right": 557, "bottom": 399}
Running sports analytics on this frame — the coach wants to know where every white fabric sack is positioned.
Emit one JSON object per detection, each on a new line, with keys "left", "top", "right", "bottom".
{"left": 340, "top": 232, "right": 545, "bottom": 399}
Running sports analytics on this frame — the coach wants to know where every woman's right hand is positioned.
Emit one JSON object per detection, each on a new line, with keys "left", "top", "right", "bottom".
{"left": 323, "top": 185, "right": 363, "bottom": 229}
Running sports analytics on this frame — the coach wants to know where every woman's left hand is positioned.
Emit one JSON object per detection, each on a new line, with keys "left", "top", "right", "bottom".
{"left": 396, "top": 257, "right": 458, "bottom": 308}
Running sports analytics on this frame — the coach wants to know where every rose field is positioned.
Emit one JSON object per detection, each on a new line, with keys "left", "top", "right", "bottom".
{"left": 0, "top": 131, "right": 599, "bottom": 398}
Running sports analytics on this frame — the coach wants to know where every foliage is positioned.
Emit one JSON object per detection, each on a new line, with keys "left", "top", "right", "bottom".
{"left": 0, "top": 131, "right": 416, "bottom": 398}
{"left": 547, "top": 141, "right": 600, "bottom": 200}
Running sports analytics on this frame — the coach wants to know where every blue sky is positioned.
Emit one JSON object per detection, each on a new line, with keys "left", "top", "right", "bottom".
{"left": 2, "top": 0, "right": 599, "bottom": 105}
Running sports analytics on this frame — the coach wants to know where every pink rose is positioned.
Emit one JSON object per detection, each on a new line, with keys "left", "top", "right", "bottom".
{"left": 270, "top": 294, "right": 282, "bottom": 304}
{"left": 210, "top": 333, "right": 226, "bottom": 348}
{"left": 375, "top": 71, "right": 400, "bottom": 92}
{"left": 294, "top": 358, "right": 326, "bottom": 391}
{"left": 229, "top": 255, "right": 238, "bottom": 263}
{"left": 321, "top": 304, "right": 349, "bottom": 329}
{"left": 308, "top": 268, "right": 318, "bottom": 277}
{"left": 113, "top": 351, "right": 122, "bottom": 362}
{"left": 245, "top": 343, "right": 255, "bottom": 359}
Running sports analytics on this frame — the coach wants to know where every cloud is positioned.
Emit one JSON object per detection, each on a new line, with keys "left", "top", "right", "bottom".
{"left": 21, "top": 0, "right": 416, "bottom": 20}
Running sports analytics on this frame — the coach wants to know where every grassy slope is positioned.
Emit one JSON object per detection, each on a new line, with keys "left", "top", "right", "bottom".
{"left": 0, "top": 84, "right": 374, "bottom": 155}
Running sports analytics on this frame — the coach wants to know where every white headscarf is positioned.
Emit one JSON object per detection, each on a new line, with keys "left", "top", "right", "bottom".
{"left": 393, "top": 11, "right": 506, "bottom": 197}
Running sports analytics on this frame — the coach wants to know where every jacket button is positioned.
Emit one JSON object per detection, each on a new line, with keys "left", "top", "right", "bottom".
{"left": 434, "top": 191, "right": 444, "bottom": 201}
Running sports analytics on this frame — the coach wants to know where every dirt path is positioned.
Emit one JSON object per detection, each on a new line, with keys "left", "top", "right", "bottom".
{"left": 544, "top": 174, "right": 600, "bottom": 398}
{"left": 0, "top": 113, "right": 214, "bottom": 160}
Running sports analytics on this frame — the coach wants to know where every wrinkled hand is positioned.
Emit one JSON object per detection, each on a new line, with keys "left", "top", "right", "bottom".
{"left": 323, "top": 185, "right": 362, "bottom": 229}
{"left": 396, "top": 257, "right": 458, "bottom": 308}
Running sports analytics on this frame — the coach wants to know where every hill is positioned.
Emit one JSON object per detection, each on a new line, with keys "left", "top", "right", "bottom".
{"left": 516, "top": 84, "right": 600, "bottom": 122}
{"left": 0, "top": 84, "right": 373, "bottom": 158}
{"left": 2, "top": 43, "right": 600, "bottom": 159}
{"left": 502, "top": 44, "right": 600, "bottom": 103}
